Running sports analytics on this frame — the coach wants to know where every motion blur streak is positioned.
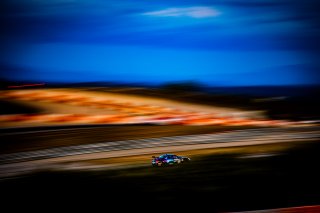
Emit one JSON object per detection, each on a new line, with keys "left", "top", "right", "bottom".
{"left": 7, "top": 83, "right": 46, "bottom": 88}
{"left": 0, "top": 126, "right": 319, "bottom": 177}
{"left": 231, "top": 205, "right": 320, "bottom": 213}
{"left": 2, "top": 89, "right": 316, "bottom": 128}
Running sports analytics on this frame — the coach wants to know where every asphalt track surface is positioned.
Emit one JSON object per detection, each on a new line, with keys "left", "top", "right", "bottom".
{"left": 0, "top": 126, "right": 319, "bottom": 177}
{"left": 1, "top": 126, "right": 319, "bottom": 163}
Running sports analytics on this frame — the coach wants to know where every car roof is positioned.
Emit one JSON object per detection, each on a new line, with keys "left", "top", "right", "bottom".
{"left": 159, "top": 154, "right": 175, "bottom": 157}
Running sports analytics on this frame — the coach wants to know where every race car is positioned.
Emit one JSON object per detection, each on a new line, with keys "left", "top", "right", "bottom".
{"left": 152, "top": 154, "right": 191, "bottom": 167}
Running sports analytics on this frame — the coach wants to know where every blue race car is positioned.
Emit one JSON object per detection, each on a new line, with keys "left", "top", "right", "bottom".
{"left": 152, "top": 154, "right": 191, "bottom": 167}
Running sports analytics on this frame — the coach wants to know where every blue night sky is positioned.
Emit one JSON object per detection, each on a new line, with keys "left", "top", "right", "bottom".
{"left": 1, "top": 0, "right": 320, "bottom": 86}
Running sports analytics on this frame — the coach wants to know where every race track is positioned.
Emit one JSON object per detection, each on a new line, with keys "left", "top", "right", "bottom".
{"left": 0, "top": 126, "right": 319, "bottom": 177}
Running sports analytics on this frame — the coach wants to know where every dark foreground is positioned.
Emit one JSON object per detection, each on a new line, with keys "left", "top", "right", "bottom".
{"left": 1, "top": 141, "right": 320, "bottom": 212}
